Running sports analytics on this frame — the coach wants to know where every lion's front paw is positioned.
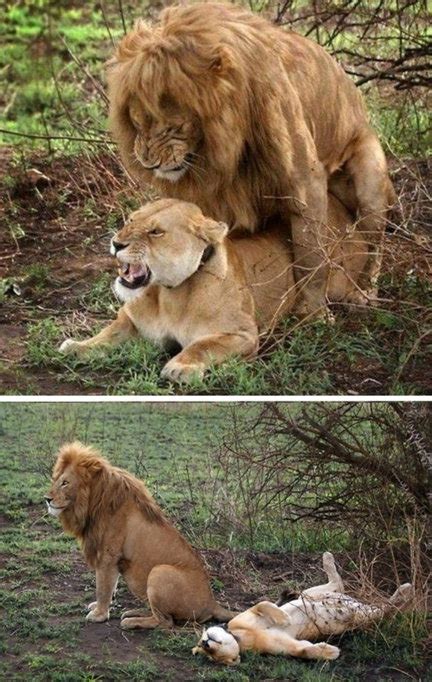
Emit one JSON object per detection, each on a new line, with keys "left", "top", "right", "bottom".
{"left": 344, "top": 287, "right": 378, "bottom": 307}
{"left": 86, "top": 608, "right": 110, "bottom": 623}
{"left": 312, "top": 643, "right": 340, "bottom": 660}
{"left": 59, "top": 338, "right": 81, "bottom": 355}
{"left": 294, "top": 300, "right": 334, "bottom": 324}
{"left": 161, "top": 358, "right": 205, "bottom": 384}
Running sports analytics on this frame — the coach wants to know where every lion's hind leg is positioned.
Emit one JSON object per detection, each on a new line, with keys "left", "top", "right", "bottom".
{"left": 121, "top": 607, "right": 150, "bottom": 619}
{"left": 121, "top": 564, "right": 208, "bottom": 630}
{"left": 121, "top": 613, "right": 173, "bottom": 630}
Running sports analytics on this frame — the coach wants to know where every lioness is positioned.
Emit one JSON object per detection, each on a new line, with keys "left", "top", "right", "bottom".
{"left": 107, "top": 2, "right": 394, "bottom": 318}
{"left": 45, "top": 442, "right": 232, "bottom": 628}
{"left": 60, "top": 195, "right": 367, "bottom": 383}
{"left": 193, "top": 552, "right": 413, "bottom": 665}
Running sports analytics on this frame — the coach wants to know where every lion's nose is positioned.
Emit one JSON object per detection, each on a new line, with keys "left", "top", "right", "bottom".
{"left": 111, "top": 240, "right": 129, "bottom": 256}
{"left": 44, "top": 496, "right": 52, "bottom": 504}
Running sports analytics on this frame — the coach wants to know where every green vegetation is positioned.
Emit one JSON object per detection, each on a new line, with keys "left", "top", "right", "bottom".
{"left": 0, "top": 403, "right": 428, "bottom": 680}
{"left": 22, "top": 271, "right": 431, "bottom": 394}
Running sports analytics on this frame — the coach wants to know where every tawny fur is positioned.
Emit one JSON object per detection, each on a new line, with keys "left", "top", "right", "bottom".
{"left": 107, "top": 1, "right": 395, "bottom": 317}
{"left": 193, "top": 552, "right": 413, "bottom": 665}
{"left": 59, "top": 192, "right": 367, "bottom": 383}
{"left": 46, "top": 442, "right": 232, "bottom": 628}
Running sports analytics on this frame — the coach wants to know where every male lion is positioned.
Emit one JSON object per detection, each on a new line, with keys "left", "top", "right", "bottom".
{"left": 60, "top": 194, "right": 367, "bottom": 383}
{"left": 107, "top": 1, "right": 394, "bottom": 319}
{"left": 45, "top": 442, "right": 233, "bottom": 628}
{"left": 193, "top": 552, "right": 413, "bottom": 665}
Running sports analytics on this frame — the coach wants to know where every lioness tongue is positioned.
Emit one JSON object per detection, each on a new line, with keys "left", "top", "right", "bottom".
{"left": 119, "top": 262, "right": 147, "bottom": 282}
{"left": 129, "top": 264, "right": 147, "bottom": 278}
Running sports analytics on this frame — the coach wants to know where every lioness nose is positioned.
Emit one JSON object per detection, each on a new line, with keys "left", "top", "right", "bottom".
{"left": 111, "top": 240, "right": 129, "bottom": 255}
{"left": 44, "top": 496, "right": 52, "bottom": 503}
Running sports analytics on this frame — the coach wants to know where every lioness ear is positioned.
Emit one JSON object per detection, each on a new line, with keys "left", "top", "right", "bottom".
{"left": 194, "top": 217, "right": 228, "bottom": 244}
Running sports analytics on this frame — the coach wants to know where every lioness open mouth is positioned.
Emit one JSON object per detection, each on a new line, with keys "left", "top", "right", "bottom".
{"left": 118, "top": 262, "right": 152, "bottom": 289}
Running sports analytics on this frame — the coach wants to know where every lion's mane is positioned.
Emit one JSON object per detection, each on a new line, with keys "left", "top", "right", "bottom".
{"left": 53, "top": 442, "right": 166, "bottom": 566}
{"left": 106, "top": 2, "right": 308, "bottom": 229}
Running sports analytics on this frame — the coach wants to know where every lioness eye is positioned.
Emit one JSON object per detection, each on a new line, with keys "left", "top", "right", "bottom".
{"left": 148, "top": 229, "right": 164, "bottom": 237}
{"left": 61, "top": 480, "right": 68, "bottom": 486}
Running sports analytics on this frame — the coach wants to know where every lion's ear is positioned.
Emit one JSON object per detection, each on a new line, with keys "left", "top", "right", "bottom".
{"left": 193, "top": 217, "right": 228, "bottom": 244}
{"left": 209, "top": 45, "right": 233, "bottom": 77}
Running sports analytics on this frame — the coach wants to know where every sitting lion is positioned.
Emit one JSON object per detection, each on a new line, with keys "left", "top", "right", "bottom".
{"left": 193, "top": 552, "right": 413, "bottom": 665}
{"left": 107, "top": 2, "right": 394, "bottom": 319}
{"left": 45, "top": 442, "right": 232, "bottom": 628}
{"left": 60, "top": 194, "right": 367, "bottom": 383}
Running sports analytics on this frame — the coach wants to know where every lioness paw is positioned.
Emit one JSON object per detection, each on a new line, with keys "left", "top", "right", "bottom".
{"left": 86, "top": 608, "right": 109, "bottom": 623}
{"left": 59, "top": 338, "right": 81, "bottom": 355}
{"left": 161, "top": 359, "right": 205, "bottom": 384}
{"left": 312, "top": 643, "right": 340, "bottom": 660}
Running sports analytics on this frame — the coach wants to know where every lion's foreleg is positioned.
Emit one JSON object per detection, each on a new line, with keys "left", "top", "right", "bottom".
{"left": 86, "top": 565, "right": 120, "bottom": 623}
{"left": 59, "top": 308, "right": 137, "bottom": 356}
{"left": 345, "top": 131, "right": 393, "bottom": 301}
{"left": 287, "top": 162, "right": 331, "bottom": 320}
{"left": 160, "top": 330, "right": 258, "bottom": 383}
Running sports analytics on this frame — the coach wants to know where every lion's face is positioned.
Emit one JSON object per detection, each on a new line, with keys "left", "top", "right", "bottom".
{"left": 193, "top": 627, "right": 240, "bottom": 666}
{"left": 45, "top": 465, "right": 80, "bottom": 518}
{"left": 129, "top": 95, "right": 202, "bottom": 183}
{"left": 110, "top": 199, "right": 228, "bottom": 301}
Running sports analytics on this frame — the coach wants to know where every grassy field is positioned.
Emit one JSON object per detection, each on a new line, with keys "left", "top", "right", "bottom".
{"left": 0, "top": 402, "right": 429, "bottom": 681}
{"left": 0, "top": 0, "right": 431, "bottom": 395}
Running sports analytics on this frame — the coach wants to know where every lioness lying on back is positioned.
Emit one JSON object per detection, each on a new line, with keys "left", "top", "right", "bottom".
{"left": 60, "top": 197, "right": 367, "bottom": 382}
{"left": 193, "top": 552, "right": 413, "bottom": 666}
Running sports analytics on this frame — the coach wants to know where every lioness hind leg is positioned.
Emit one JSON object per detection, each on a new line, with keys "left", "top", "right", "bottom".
{"left": 301, "top": 552, "right": 344, "bottom": 599}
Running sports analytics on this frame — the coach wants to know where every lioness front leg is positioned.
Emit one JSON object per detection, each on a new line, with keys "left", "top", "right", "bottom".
{"left": 259, "top": 632, "right": 340, "bottom": 661}
{"left": 59, "top": 309, "right": 137, "bottom": 356}
{"left": 86, "top": 565, "right": 119, "bottom": 623}
{"left": 161, "top": 331, "right": 258, "bottom": 383}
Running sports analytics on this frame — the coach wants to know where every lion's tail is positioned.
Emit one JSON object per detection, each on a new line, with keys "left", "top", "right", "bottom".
{"left": 211, "top": 602, "right": 235, "bottom": 622}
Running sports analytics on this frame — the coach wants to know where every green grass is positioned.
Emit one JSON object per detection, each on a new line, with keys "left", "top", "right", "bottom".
{"left": 22, "top": 269, "right": 431, "bottom": 395}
